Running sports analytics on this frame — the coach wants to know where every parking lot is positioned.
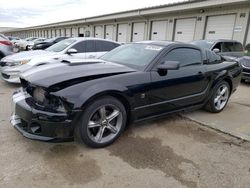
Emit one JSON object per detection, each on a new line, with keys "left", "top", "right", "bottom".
{"left": 1, "top": 79, "right": 250, "bottom": 188}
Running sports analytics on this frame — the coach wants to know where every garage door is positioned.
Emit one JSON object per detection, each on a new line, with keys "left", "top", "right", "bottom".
{"left": 61, "top": 29, "right": 65, "bottom": 37}
{"left": 117, "top": 24, "right": 128, "bottom": 42}
{"left": 205, "top": 14, "right": 236, "bottom": 40}
{"left": 174, "top": 18, "right": 196, "bottom": 42}
{"left": 95, "top": 26, "right": 103, "bottom": 38}
{"left": 66, "top": 28, "right": 71, "bottom": 37}
{"left": 71, "top": 28, "right": 78, "bottom": 37}
{"left": 151, "top": 20, "right": 168, "bottom": 40}
{"left": 105, "top": 25, "right": 115, "bottom": 40}
{"left": 56, "top": 29, "right": 60, "bottom": 37}
{"left": 132, "top": 22, "right": 145, "bottom": 42}
{"left": 48, "top": 30, "right": 51, "bottom": 38}
{"left": 52, "top": 30, "right": 56, "bottom": 37}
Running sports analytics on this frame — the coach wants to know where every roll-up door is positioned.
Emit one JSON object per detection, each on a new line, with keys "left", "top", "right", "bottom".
{"left": 205, "top": 14, "right": 236, "bottom": 40}
{"left": 105, "top": 25, "right": 115, "bottom": 40}
{"left": 151, "top": 20, "right": 168, "bottom": 40}
{"left": 132, "top": 22, "right": 145, "bottom": 42}
{"left": 174, "top": 18, "right": 196, "bottom": 42}
{"left": 65, "top": 28, "right": 71, "bottom": 37}
{"left": 117, "top": 24, "right": 128, "bottom": 42}
{"left": 95, "top": 26, "right": 104, "bottom": 38}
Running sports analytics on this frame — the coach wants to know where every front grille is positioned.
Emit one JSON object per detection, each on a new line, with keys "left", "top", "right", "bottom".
{"left": 1, "top": 73, "right": 10, "bottom": 79}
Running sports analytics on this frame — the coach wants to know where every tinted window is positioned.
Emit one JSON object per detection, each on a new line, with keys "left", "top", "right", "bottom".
{"left": 96, "top": 41, "right": 118, "bottom": 52}
{"left": 233, "top": 42, "right": 243, "bottom": 52}
{"left": 162, "top": 48, "right": 202, "bottom": 67}
{"left": 72, "top": 41, "right": 85, "bottom": 53}
{"left": 85, "top": 40, "right": 95, "bottom": 52}
{"left": 206, "top": 50, "right": 222, "bottom": 64}
{"left": 222, "top": 42, "right": 234, "bottom": 52}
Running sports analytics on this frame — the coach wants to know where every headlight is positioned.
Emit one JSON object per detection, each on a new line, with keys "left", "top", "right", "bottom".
{"left": 33, "top": 87, "right": 67, "bottom": 113}
{"left": 33, "top": 87, "right": 46, "bottom": 103}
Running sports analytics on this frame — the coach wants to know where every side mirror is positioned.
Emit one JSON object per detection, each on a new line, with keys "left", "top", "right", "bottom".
{"left": 67, "top": 48, "right": 78, "bottom": 55}
{"left": 157, "top": 61, "right": 180, "bottom": 76}
{"left": 213, "top": 48, "right": 220, "bottom": 53}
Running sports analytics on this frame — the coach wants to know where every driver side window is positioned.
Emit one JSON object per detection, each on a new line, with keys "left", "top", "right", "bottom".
{"left": 161, "top": 48, "right": 202, "bottom": 67}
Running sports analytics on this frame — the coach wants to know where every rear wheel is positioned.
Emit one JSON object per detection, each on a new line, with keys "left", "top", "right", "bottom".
{"left": 205, "top": 81, "right": 230, "bottom": 113}
{"left": 77, "top": 96, "right": 127, "bottom": 148}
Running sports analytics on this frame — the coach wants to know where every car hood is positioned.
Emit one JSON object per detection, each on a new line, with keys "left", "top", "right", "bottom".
{"left": 1, "top": 50, "right": 56, "bottom": 62}
{"left": 21, "top": 59, "right": 136, "bottom": 88}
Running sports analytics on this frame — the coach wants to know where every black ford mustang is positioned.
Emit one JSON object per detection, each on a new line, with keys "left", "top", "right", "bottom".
{"left": 11, "top": 41, "right": 242, "bottom": 148}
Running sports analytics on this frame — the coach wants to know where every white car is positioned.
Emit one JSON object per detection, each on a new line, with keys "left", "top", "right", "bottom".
{"left": 15, "top": 37, "right": 38, "bottom": 50}
{"left": 26, "top": 38, "right": 46, "bottom": 50}
{"left": 0, "top": 38, "right": 120, "bottom": 83}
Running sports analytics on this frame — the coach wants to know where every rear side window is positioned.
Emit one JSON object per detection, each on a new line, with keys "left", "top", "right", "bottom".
{"left": 222, "top": 42, "right": 235, "bottom": 52}
{"left": 162, "top": 48, "right": 202, "bottom": 67}
{"left": 95, "top": 41, "right": 119, "bottom": 52}
{"left": 85, "top": 40, "right": 95, "bottom": 52}
{"left": 233, "top": 42, "right": 243, "bottom": 52}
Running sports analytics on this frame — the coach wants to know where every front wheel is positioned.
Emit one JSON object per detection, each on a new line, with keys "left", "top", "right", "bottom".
{"left": 77, "top": 96, "right": 127, "bottom": 148}
{"left": 204, "top": 81, "right": 230, "bottom": 113}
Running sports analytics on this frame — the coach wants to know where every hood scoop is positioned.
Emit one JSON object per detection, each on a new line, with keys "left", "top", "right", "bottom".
{"left": 61, "top": 59, "right": 105, "bottom": 66}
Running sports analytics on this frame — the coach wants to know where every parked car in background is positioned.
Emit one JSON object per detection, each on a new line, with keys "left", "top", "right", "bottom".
{"left": 7, "top": 36, "right": 21, "bottom": 44}
{"left": 1, "top": 38, "right": 120, "bottom": 83}
{"left": 245, "top": 43, "right": 250, "bottom": 56}
{"left": 191, "top": 39, "right": 245, "bottom": 58}
{"left": 10, "top": 41, "right": 242, "bottom": 147}
{"left": 26, "top": 38, "right": 46, "bottom": 50}
{"left": 16, "top": 37, "right": 38, "bottom": 51}
{"left": 32, "top": 37, "right": 69, "bottom": 50}
{"left": 0, "top": 34, "right": 13, "bottom": 60}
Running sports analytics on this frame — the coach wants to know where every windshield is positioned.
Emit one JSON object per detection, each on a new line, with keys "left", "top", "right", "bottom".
{"left": 45, "top": 38, "right": 76, "bottom": 52}
{"left": 44, "top": 37, "right": 56, "bottom": 42}
{"left": 100, "top": 43, "right": 163, "bottom": 69}
{"left": 191, "top": 41, "right": 214, "bottom": 49}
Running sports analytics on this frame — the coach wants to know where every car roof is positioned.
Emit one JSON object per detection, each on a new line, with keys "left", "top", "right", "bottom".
{"left": 135, "top": 40, "right": 201, "bottom": 50}
{"left": 136, "top": 40, "right": 177, "bottom": 47}
{"left": 192, "top": 39, "right": 242, "bottom": 44}
{"left": 70, "top": 37, "right": 120, "bottom": 44}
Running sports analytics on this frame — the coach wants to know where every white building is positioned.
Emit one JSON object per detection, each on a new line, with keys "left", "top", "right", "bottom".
{"left": 4, "top": 0, "right": 250, "bottom": 45}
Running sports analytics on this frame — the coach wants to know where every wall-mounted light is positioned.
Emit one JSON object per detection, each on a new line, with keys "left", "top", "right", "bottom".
{"left": 200, "top": 9, "right": 205, "bottom": 13}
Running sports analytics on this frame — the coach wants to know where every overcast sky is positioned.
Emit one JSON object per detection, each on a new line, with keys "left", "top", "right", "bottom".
{"left": 0, "top": 0, "right": 187, "bottom": 28}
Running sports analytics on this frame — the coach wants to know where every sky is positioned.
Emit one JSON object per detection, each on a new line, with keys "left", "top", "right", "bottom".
{"left": 0, "top": 0, "right": 187, "bottom": 28}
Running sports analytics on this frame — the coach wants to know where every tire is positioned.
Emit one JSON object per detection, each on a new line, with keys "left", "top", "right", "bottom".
{"left": 204, "top": 81, "right": 230, "bottom": 113}
{"left": 76, "top": 96, "right": 127, "bottom": 148}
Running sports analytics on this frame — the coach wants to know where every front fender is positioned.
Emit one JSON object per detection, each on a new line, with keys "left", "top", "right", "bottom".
{"left": 52, "top": 81, "right": 133, "bottom": 109}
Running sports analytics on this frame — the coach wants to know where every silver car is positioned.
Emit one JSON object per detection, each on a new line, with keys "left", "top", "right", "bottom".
{"left": 1, "top": 37, "right": 120, "bottom": 83}
{"left": 0, "top": 34, "right": 13, "bottom": 60}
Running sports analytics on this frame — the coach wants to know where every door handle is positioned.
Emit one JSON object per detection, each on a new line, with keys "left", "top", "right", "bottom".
{"left": 88, "top": 55, "right": 96, "bottom": 58}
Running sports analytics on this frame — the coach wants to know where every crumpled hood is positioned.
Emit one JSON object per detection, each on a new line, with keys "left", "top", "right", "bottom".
{"left": 1, "top": 50, "right": 56, "bottom": 62}
{"left": 21, "top": 59, "right": 136, "bottom": 88}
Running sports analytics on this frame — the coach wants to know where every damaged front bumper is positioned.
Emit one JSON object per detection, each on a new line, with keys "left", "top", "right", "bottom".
{"left": 10, "top": 89, "right": 78, "bottom": 142}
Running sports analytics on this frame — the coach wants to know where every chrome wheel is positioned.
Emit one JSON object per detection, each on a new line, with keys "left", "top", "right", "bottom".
{"left": 214, "top": 84, "right": 229, "bottom": 111}
{"left": 87, "top": 105, "right": 123, "bottom": 144}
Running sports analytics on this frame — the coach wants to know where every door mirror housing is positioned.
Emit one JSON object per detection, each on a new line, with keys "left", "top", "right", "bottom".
{"left": 67, "top": 48, "right": 78, "bottom": 55}
{"left": 157, "top": 61, "right": 180, "bottom": 76}
{"left": 213, "top": 48, "right": 220, "bottom": 53}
